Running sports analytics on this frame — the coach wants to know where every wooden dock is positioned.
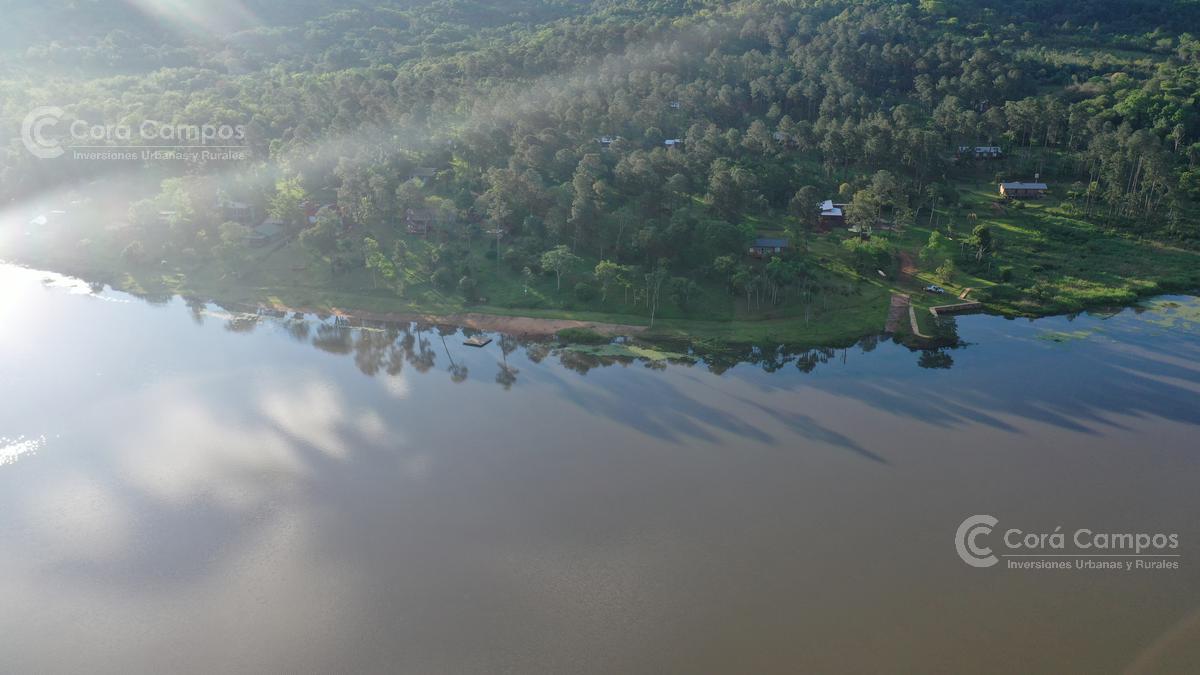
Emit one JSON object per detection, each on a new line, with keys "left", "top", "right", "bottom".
{"left": 929, "top": 302, "right": 983, "bottom": 317}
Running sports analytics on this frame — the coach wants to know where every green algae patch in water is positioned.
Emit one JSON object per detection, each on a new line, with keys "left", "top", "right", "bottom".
{"left": 1136, "top": 298, "right": 1200, "bottom": 332}
{"left": 1035, "top": 329, "right": 1099, "bottom": 344}
{"left": 563, "top": 342, "right": 695, "bottom": 363}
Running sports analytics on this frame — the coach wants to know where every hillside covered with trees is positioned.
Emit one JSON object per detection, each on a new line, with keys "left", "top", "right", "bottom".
{"left": 3, "top": 0, "right": 1200, "bottom": 344}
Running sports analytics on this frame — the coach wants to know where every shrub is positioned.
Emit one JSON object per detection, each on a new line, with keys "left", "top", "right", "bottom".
{"left": 574, "top": 281, "right": 598, "bottom": 302}
{"left": 431, "top": 267, "right": 455, "bottom": 289}
{"left": 458, "top": 275, "right": 478, "bottom": 300}
{"left": 841, "top": 236, "right": 893, "bottom": 273}
{"left": 439, "top": 243, "right": 469, "bottom": 262}
{"left": 502, "top": 248, "right": 525, "bottom": 270}
{"left": 935, "top": 258, "right": 956, "bottom": 283}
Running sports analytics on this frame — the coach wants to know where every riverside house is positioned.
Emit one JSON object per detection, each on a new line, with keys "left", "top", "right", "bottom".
{"left": 999, "top": 182, "right": 1048, "bottom": 199}
{"left": 749, "top": 238, "right": 789, "bottom": 258}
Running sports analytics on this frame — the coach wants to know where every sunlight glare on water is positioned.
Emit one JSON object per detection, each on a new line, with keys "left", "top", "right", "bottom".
{"left": 0, "top": 435, "right": 45, "bottom": 467}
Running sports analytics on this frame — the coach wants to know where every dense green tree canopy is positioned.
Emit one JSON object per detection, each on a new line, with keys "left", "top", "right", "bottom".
{"left": 3, "top": 0, "right": 1199, "bottom": 323}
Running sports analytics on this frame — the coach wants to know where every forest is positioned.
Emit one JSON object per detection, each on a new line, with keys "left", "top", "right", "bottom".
{"left": 3, "top": 0, "right": 1200, "bottom": 344}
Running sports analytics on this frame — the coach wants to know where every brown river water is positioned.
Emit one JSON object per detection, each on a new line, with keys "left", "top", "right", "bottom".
{"left": 1, "top": 262, "right": 1198, "bottom": 674}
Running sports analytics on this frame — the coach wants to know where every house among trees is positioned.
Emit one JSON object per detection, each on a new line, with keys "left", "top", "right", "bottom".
{"left": 406, "top": 208, "right": 435, "bottom": 235}
{"left": 302, "top": 200, "right": 321, "bottom": 224}
{"left": 305, "top": 201, "right": 345, "bottom": 226}
{"left": 772, "top": 130, "right": 798, "bottom": 149}
{"left": 959, "top": 145, "right": 1003, "bottom": 158}
{"left": 999, "top": 181, "right": 1048, "bottom": 199}
{"left": 248, "top": 217, "right": 285, "bottom": 246}
{"left": 664, "top": 138, "right": 683, "bottom": 149}
{"left": 217, "top": 199, "right": 254, "bottom": 224}
{"left": 407, "top": 167, "right": 438, "bottom": 181}
{"left": 819, "top": 199, "right": 845, "bottom": 228}
{"left": 749, "top": 238, "right": 789, "bottom": 258}
{"left": 596, "top": 136, "right": 616, "bottom": 147}
{"left": 301, "top": 200, "right": 348, "bottom": 225}
{"left": 311, "top": 202, "right": 350, "bottom": 229}
{"left": 669, "top": 100, "right": 681, "bottom": 109}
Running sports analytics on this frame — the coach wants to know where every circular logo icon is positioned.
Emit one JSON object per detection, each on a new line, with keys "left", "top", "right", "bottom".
{"left": 21, "top": 106, "right": 66, "bottom": 159}
{"left": 956, "top": 514, "right": 999, "bottom": 568}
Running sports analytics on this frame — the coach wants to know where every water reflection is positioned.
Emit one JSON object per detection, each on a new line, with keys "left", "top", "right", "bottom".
{"left": 7, "top": 264, "right": 1200, "bottom": 430}
{"left": 195, "top": 306, "right": 937, "bottom": 384}
{"left": 28, "top": 267, "right": 1200, "bottom": 412}
{"left": 917, "top": 349, "right": 954, "bottom": 369}
{"left": 3, "top": 263, "right": 1200, "bottom": 673}
{"left": 496, "top": 335, "right": 520, "bottom": 390}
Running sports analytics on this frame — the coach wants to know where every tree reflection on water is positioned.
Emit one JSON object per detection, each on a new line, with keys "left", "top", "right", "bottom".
{"left": 196, "top": 297, "right": 977, "bottom": 385}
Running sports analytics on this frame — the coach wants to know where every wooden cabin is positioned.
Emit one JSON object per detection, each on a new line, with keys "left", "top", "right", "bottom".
{"left": 819, "top": 200, "right": 845, "bottom": 228}
{"left": 999, "top": 182, "right": 1047, "bottom": 199}
{"left": 749, "top": 238, "right": 789, "bottom": 258}
{"left": 248, "top": 218, "right": 286, "bottom": 246}
{"left": 217, "top": 199, "right": 254, "bottom": 225}
{"left": 407, "top": 167, "right": 438, "bottom": 181}
{"left": 406, "top": 208, "right": 435, "bottom": 235}
{"left": 958, "top": 145, "right": 1003, "bottom": 159}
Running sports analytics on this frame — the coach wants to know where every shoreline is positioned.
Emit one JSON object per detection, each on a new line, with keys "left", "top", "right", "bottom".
{"left": 5, "top": 257, "right": 1195, "bottom": 349}
{"left": 2, "top": 255, "right": 882, "bottom": 345}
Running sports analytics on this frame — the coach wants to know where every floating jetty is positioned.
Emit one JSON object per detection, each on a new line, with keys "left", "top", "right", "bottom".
{"left": 929, "top": 302, "right": 984, "bottom": 317}
{"left": 463, "top": 336, "right": 493, "bottom": 347}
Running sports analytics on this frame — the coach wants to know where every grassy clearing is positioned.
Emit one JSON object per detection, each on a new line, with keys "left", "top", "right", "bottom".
{"left": 893, "top": 183, "right": 1200, "bottom": 318}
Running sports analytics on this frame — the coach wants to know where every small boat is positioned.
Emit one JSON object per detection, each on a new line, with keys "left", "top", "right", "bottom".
{"left": 463, "top": 336, "right": 492, "bottom": 348}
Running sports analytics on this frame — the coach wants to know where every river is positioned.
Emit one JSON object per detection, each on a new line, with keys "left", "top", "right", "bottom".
{"left": 1, "top": 262, "right": 1198, "bottom": 674}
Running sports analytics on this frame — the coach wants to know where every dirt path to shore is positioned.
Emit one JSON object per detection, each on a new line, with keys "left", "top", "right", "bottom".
{"left": 885, "top": 294, "right": 910, "bottom": 333}
{"left": 898, "top": 251, "right": 918, "bottom": 285}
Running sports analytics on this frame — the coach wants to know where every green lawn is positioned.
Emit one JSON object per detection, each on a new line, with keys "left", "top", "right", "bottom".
{"left": 896, "top": 184, "right": 1200, "bottom": 317}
